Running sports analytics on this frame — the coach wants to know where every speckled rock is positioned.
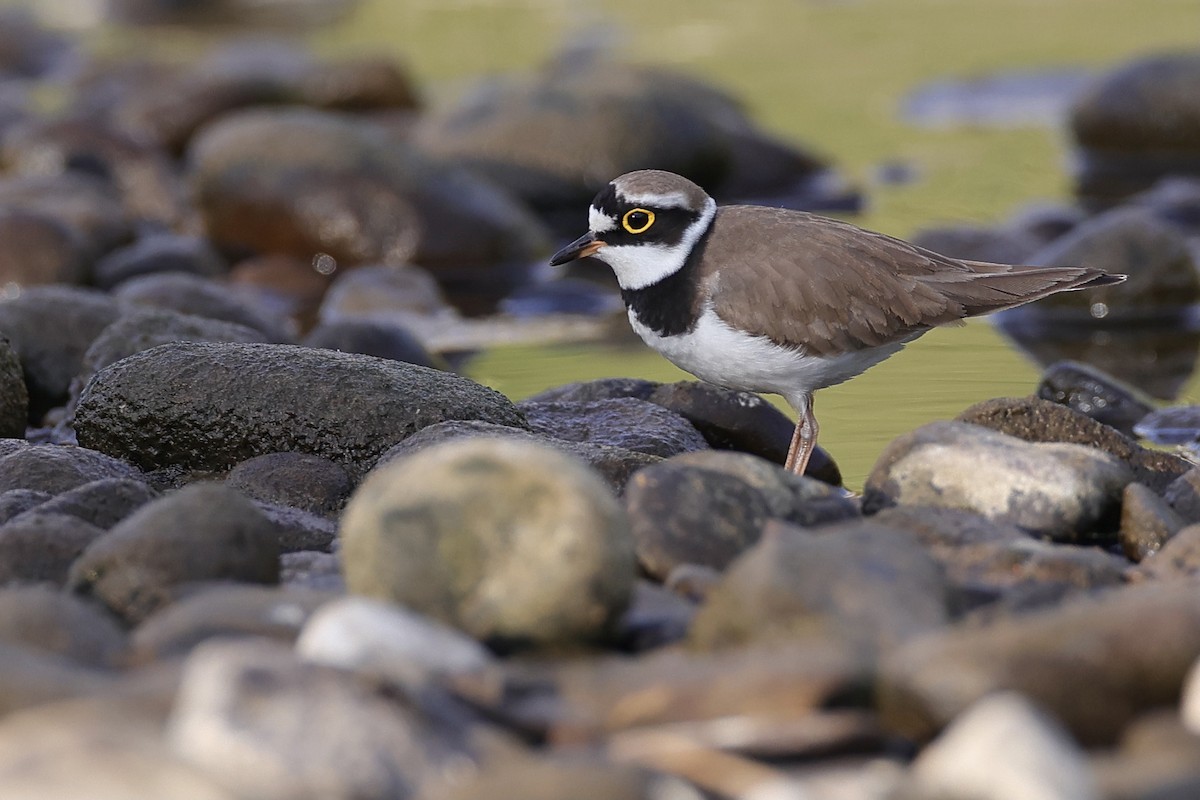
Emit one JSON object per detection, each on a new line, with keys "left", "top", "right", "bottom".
{"left": 92, "top": 233, "right": 227, "bottom": 290}
{"left": 517, "top": 397, "right": 710, "bottom": 458}
{"left": 0, "top": 286, "right": 123, "bottom": 420}
{"left": 0, "top": 444, "right": 144, "bottom": 495}
{"left": 863, "top": 420, "right": 1131, "bottom": 542}
{"left": 378, "top": 419, "right": 659, "bottom": 494}
{"left": 1036, "top": 360, "right": 1155, "bottom": 436}
{"left": 690, "top": 519, "right": 948, "bottom": 652}
{"left": 879, "top": 581, "right": 1200, "bottom": 746}
{"left": 1120, "top": 482, "right": 1186, "bottom": 562}
{"left": 114, "top": 273, "right": 295, "bottom": 343}
{"left": 167, "top": 638, "right": 473, "bottom": 800}
{"left": 301, "top": 318, "right": 440, "bottom": 369}
{"left": 624, "top": 451, "right": 858, "bottom": 579}
{"left": 342, "top": 438, "right": 635, "bottom": 647}
{"left": 226, "top": 452, "right": 352, "bottom": 519}
{"left": 67, "top": 483, "right": 281, "bottom": 624}
{"left": 957, "top": 396, "right": 1189, "bottom": 494}
{"left": 74, "top": 342, "right": 527, "bottom": 480}
{"left": 0, "top": 584, "right": 126, "bottom": 667}
{"left": 0, "top": 336, "right": 26, "bottom": 438}
{"left": 131, "top": 584, "right": 333, "bottom": 662}
{"left": 32, "top": 476, "right": 158, "bottom": 529}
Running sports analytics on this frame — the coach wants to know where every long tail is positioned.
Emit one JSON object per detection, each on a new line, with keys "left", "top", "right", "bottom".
{"left": 921, "top": 263, "right": 1126, "bottom": 318}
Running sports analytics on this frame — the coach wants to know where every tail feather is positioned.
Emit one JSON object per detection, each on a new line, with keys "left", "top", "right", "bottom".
{"left": 921, "top": 263, "right": 1126, "bottom": 318}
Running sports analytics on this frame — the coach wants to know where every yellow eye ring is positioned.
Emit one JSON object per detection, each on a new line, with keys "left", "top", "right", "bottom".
{"left": 622, "top": 208, "right": 655, "bottom": 234}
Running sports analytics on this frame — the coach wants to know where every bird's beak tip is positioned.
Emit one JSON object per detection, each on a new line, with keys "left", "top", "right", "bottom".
{"left": 549, "top": 233, "right": 603, "bottom": 267}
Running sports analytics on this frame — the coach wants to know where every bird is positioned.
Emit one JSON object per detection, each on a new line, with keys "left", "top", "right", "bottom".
{"left": 549, "top": 169, "right": 1126, "bottom": 477}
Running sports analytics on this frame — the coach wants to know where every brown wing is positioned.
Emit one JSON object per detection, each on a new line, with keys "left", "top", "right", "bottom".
{"left": 704, "top": 206, "right": 1117, "bottom": 357}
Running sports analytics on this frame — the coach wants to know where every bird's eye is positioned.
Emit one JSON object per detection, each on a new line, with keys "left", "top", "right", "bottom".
{"left": 622, "top": 208, "right": 655, "bottom": 234}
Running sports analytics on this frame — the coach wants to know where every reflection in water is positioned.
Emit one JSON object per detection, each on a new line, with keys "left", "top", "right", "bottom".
{"left": 994, "top": 307, "right": 1200, "bottom": 402}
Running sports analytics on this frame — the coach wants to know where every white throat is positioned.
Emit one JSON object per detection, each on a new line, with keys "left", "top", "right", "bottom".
{"left": 594, "top": 198, "right": 717, "bottom": 291}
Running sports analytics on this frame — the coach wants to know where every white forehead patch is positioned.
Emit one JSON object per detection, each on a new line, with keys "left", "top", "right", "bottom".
{"left": 589, "top": 205, "right": 617, "bottom": 233}
{"left": 614, "top": 189, "right": 691, "bottom": 209}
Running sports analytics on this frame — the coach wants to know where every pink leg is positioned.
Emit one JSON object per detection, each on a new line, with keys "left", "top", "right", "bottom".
{"left": 783, "top": 393, "right": 818, "bottom": 476}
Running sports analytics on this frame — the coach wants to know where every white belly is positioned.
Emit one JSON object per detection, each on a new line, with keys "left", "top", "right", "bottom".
{"left": 629, "top": 307, "right": 908, "bottom": 409}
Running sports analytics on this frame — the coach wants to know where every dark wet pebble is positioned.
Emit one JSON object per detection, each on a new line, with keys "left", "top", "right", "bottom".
{"left": 1070, "top": 52, "right": 1200, "bottom": 207}
{"left": 517, "top": 397, "right": 710, "bottom": 458}
{"left": 0, "top": 489, "right": 50, "bottom": 524}
{"left": 33, "top": 477, "right": 158, "bottom": 530}
{"left": 226, "top": 452, "right": 353, "bottom": 518}
{"left": 957, "top": 396, "right": 1191, "bottom": 494}
{"left": 301, "top": 318, "right": 440, "bottom": 369}
{"left": 0, "top": 444, "right": 144, "bottom": 495}
{"left": 91, "top": 232, "right": 226, "bottom": 290}
{"left": 0, "top": 116, "right": 187, "bottom": 228}
{"left": 0, "top": 511, "right": 107, "bottom": 586}
{"left": 74, "top": 341, "right": 526, "bottom": 480}
{"left": 0, "top": 584, "right": 126, "bottom": 667}
{"left": 523, "top": 377, "right": 660, "bottom": 404}
{"left": 879, "top": 581, "right": 1200, "bottom": 746}
{"left": 1120, "top": 482, "right": 1186, "bottom": 562}
{"left": 690, "top": 518, "right": 948, "bottom": 653}
{"left": 1036, "top": 359, "right": 1155, "bottom": 436}
{"left": 342, "top": 438, "right": 635, "bottom": 646}
{"left": 188, "top": 107, "right": 547, "bottom": 314}
{"left": 0, "top": 286, "right": 123, "bottom": 420}
{"left": 114, "top": 272, "right": 295, "bottom": 343}
{"left": 379, "top": 419, "right": 659, "bottom": 494}
{"left": 131, "top": 584, "right": 333, "bottom": 662}
{"left": 624, "top": 451, "right": 857, "bottom": 580}
{"left": 67, "top": 483, "right": 281, "bottom": 624}
{"left": 863, "top": 420, "right": 1130, "bottom": 542}
{"left": 253, "top": 502, "right": 338, "bottom": 553}
{"left": 0, "top": 336, "right": 26, "bottom": 438}
{"left": 0, "top": 208, "right": 88, "bottom": 288}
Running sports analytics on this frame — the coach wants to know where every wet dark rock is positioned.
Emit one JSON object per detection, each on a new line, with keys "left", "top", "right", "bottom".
{"left": 690, "top": 519, "right": 948, "bottom": 652}
{"left": 1037, "top": 359, "right": 1155, "bottom": 436}
{"left": 901, "top": 692, "right": 1094, "bottom": 800}
{"left": 0, "top": 584, "right": 126, "bottom": 667}
{"left": 623, "top": 451, "right": 856, "bottom": 580}
{"left": 863, "top": 420, "right": 1131, "bottom": 542}
{"left": 0, "top": 117, "right": 187, "bottom": 228}
{"left": 114, "top": 272, "right": 295, "bottom": 343}
{"left": 74, "top": 341, "right": 526, "bottom": 480}
{"left": 1025, "top": 207, "right": 1200, "bottom": 316}
{"left": 518, "top": 397, "right": 709, "bottom": 458}
{"left": 0, "top": 286, "right": 123, "bottom": 420}
{"left": 1070, "top": 52, "right": 1200, "bottom": 207}
{"left": 379, "top": 419, "right": 659, "bottom": 494}
{"left": 0, "top": 489, "right": 49, "bottom": 524}
{"left": 188, "top": 108, "right": 548, "bottom": 314}
{"left": 253, "top": 502, "right": 337, "bottom": 553}
{"left": 0, "top": 444, "right": 143, "bottom": 495}
{"left": 523, "top": 377, "right": 660, "bottom": 404}
{"left": 166, "top": 638, "right": 475, "bottom": 799}
{"left": 131, "top": 584, "right": 333, "bottom": 662}
{"left": 226, "top": 452, "right": 352, "bottom": 518}
{"left": 0, "top": 641, "right": 117, "bottom": 716}
{"left": 910, "top": 223, "right": 1044, "bottom": 266}
{"left": 301, "top": 318, "right": 440, "bottom": 369}
{"left": 1120, "top": 482, "right": 1186, "bottom": 562}
{"left": 0, "top": 336, "right": 26, "bottom": 438}
{"left": 0, "top": 511, "right": 107, "bottom": 586}
{"left": 92, "top": 233, "right": 227, "bottom": 290}
{"left": 0, "top": 173, "right": 133, "bottom": 259}
{"left": 0, "top": 208, "right": 87, "bottom": 288}
{"left": 280, "top": 550, "right": 344, "bottom": 593}
{"left": 342, "top": 438, "right": 635, "bottom": 646}
{"left": 957, "top": 396, "right": 1191, "bottom": 494}
{"left": 1136, "top": 524, "right": 1200, "bottom": 582}
{"left": 34, "top": 477, "right": 158, "bottom": 530}
{"left": 113, "top": 43, "right": 415, "bottom": 154}
{"left": 1165, "top": 467, "right": 1200, "bottom": 523}
{"left": 879, "top": 581, "right": 1200, "bottom": 746}
{"left": 297, "top": 596, "right": 494, "bottom": 687}
{"left": 412, "top": 58, "right": 852, "bottom": 236}
{"left": 67, "top": 483, "right": 281, "bottom": 624}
